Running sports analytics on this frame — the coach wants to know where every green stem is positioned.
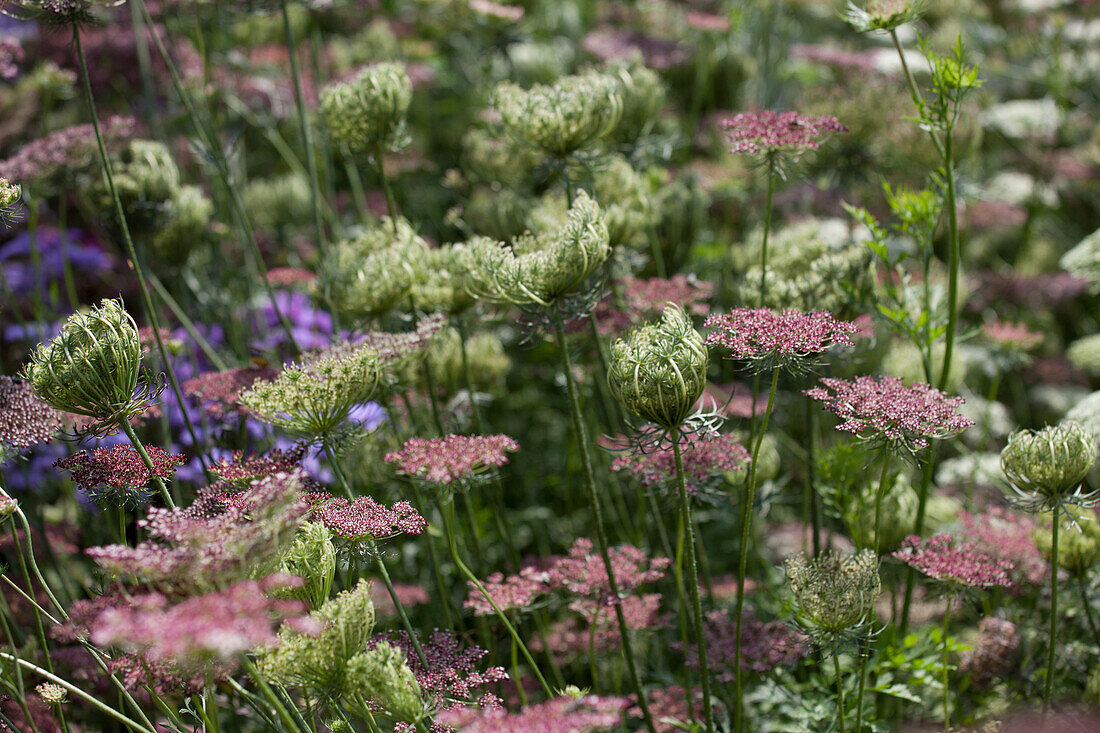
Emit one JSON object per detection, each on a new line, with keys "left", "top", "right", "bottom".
{"left": 733, "top": 366, "right": 779, "bottom": 731}
{"left": 758, "top": 160, "right": 776, "bottom": 308}
{"left": 241, "top": 657, "right": 306, "bottom": 733}
{"left": 900, "top": 454, "right": 936, "bottom": 633}
{"left": 1079, "top": 578, "right": 1100, "bottom": 648}
{"left": 673, "top": 436, "right": 715, "bottom": 733}
{"left": 833, "top": 653, "right": 847, "bottom": 733}
{"left": 938, "top": 135, "right": 960, "bottom": 394}
{"left": 872, "top": 449, "right": 893, "bottom": 554}
{"left": 806, "top": 398, "right": 820, "bottom": 555}
{"left": 942, "top": 598, "right": 952, "bottom": 731}
{"left": 118, "top": 419, "right": 175, "bottom": 509}
{"left": 553, "top": 317, "right": 656, "bottom": 733}
{"left": 374, "top": 139, "right": 398, "bottom": 229}
{"left": 855, "top": 645, "right": 868, "bottom": 733}
{"left": 1044, "top": 515, "right": 1059, "bottom": 718}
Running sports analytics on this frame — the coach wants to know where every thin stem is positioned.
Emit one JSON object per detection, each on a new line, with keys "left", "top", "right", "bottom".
{"left": 0, "top": 652, "right": 157, "bottom": 733}
{"left": 241, "top": 657, "right": 307, "bottom": 733}
{"left": 373, "top": 140, "right": 398, "bottom": 228}
{"left": 758, "top": 160, "right": 777, "bottom": 308}
{"left": 733, "top": 366, "right": 779, "bottom": 731}
{"left": 900, "top": 454, "right": 936, "bottom": 633}
{"left": 118, "top": 419, "right": 175, "bottom": 509}
{"left": 938, "top": 134, "right": 960, "bottom": 395}
{"left": 554, "top": 317, "right": 656, "bottom": 733}
{"left": 855, "top": 645, "right": 868, "bottom": 733}
{"left": 1043, "top": 515, "right": 1059, "bottom": 718}
{"left": 872, "top": 449, "right": 893, "bottom": 554}
{"left": 833, "top": 653, "right": 847, "bottom": 733}
{"left": 673, "top": 435, "right": 715, "bottom": 733}
{"left": 806, "top": 398, "right": 820, "bottom": 555}
{"left": 1078, "top": 578, "right": 1100, "bottom": 648}
{"left": 941, "top": 597, "right": 952, "bottom": 731}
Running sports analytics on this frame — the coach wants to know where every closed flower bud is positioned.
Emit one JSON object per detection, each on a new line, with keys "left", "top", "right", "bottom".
{"left": 608, "top": 304, "right": 707, "bottom": 431}
{"left": 152, "top": 184, "right": 212, "bottom": 266}
{"left": 320, "top": 62, "right": 412, "bottom": 155}
{"left": 23, "top": 299, "right": 150, "bottom": 428}
{"left": 277, "top": 521, "right": 337, "bottom": 610}
{"left": 1001, "top": 421, "right": 1098, "bottom": 513}
{"left": 493, "top": 70, "right": 622, "bottom": 159}
{"left": 0, "top": 176, "right": 20, "bottom": 222}
{"left": 346, "top": 642, "right": 424, "bottom": 724}
{"left": 786, "top": 549, "right": 881, "bottom": 636}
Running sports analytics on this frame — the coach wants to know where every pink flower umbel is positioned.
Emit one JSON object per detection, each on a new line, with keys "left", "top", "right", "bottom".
{"left": 384, "top": 434, "right": 519, "bottom": 488}
{"left": 308, "top": 495, "right": 427, "bottom": 542}
{"left": 463, "top": 566, "right": 551, "bottom": 616}
{"left": 723, "top": 111, "right": 846, "bottom": 157}
{"left": 681, "top": 609, "right": 808, "bottom": 683}
{"left": 893, "top": 534, "right": 1014, "bottom": 589}
{"left": 184, "top": 364, "right": 278, "bottom": 419}
{"left": 610, "top": 433, "right": 750, "bottom": 497}
{"left": 55, "top": 445, "right": 183, "bottom": 508}
{"left": 437, "top": 693, "right": 630, "bottom": 732}
{"left": 546, "top": 538, "right": 671, "bottom": 607}
{"left": 705, "top": 308, "right": 857, "bottom": 373}
{"left": 0, "top": 376, "right": 62, "bottom": 458}
{"left": 90, "top": 575, "right": 308, "bottom": 677}
{"left": 804, "top": 375, "right": 973, "bottom": 453}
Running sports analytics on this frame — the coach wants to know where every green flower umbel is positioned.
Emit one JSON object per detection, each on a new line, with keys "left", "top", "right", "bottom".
{"left": 460, "top": 190, "right": 610, "bottom": 308}
{"left": 320, "top": 62, "right": 412, "bottom": 154}
{"left": 786, "top": 549, "right": 881, "bottom": 639}
{"left": 23, "top": 299, "right": 153, "bottom": 431}
{"left": 1001, "top": 421, "right": 1098, "bottom": 514}
{"left": 241, "top": 343, "right": 382, "bottom": 438}
{"left": 608, "top": 304, "right": 708, "bottom": 431}
{"left": 493, "top": 70, "right": 622, "bottom": 159}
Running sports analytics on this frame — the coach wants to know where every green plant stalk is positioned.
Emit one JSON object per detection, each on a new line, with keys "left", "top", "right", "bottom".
{"left": 439, "top": 499, "right": 553, "bottom": 697}
{"left": 833, "top": 653, "right": 847, "bottom": 733}
{"left": 855, "top": 646, "right": 868, "bottom": 733}
{"left": 132, "top": 0, "right": 301, "bottom": 354}
{"left": 1079, "top": 579, "right": 1100, "bottom": 647}
{"left": 148, "top": 273, "right": 228, "bottom": 370}
{"left": 0, "top": 652, "right": 157, "bottom": 733}
{"left": 941, "top": 597, "right": 952, "bottom": 730}
{"left": 279, "top": 0, "right": 326, "bottom": 252}
{"left": 373, "top": 139, "right": 399, "bottom": 229}
{"left": 4, "top": 527, "right": 57, "bottom": 688}
{"left": 119, "top": 419, "right": 176, "bottom": 509}
{"left": 758, "top": 158, "right": 777, "bottom": 308}
{"left": 937, "top": 135, "right": 960, "bottom": 394}
{"left": 554, "top": 317, "right": 657, "bottom": 733}
{"left": 73, "top": 26, "right": 209, "bottom": 480}
{"left": 1044, "top": 515, "right": 1059, "bottom": 718}
{"left": 733, "top": 366, "right": 779, "bottom": 731}
{"left": 241, "top": 657, "right": 307, "bottom": 733}
{"left": 323, "top": 443, "right": 428, "bottom": 667}
{"left": 872, "top": 449, "right": 893, "bottom": 553}
{"left": 673, "top": 436, "right": 715, "bottom": 733}
{"left": 806, "top": 398, "right": 821, "bottom": 555}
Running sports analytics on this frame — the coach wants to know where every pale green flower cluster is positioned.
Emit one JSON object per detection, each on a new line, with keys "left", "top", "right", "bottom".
{"left": 1061, "top": 227, "right": 1100, "bottom": 294}
{"left": 153, "top": 185, "right": 214, "bottom": 265}
{"left": 409, "top": 326, "right": 511, "bottom": 395}
{"left": 320, "top": 62, "right": 412, "bottom": 154}
{"left": 243, "top": 173, "right": 314, "bottom": 232}
{"left": 460, "top": 191, "right": 610, "bottom": 307}
{"left": 344, "top": 641, "right": 424, "bottom": 724}
{"left": 276, "top": 521, "right": 337, "bottom": 610}
{"left": 23, "top": 298, "right": 145, "bottom": 425}
{"left": 241, "top": 344, "right": 382, "bottom": 437}
{"left": 786, "top": 549, "right": 881, "bottom": 636}
{"left": 493, "top": 71, "right": 622, "bottom": 158}
{"left": 608, "top": 304, "right": 708, "bottom": 431}
{"left": 845, "top": 0, "right": 924, "bottom": 33}
{"left": 1001, "top": 421, "right": 1098, "bottom": 513}
{"left": 606, "top": 57, "right": 666, "bottom": 145}
{"left": 1068, "top": 333, "right": 1100, "bottom": 376}
{"left": 0, "top": 177, "right": 21, "bottom": 211}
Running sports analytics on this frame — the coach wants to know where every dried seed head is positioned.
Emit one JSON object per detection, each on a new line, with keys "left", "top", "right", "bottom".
{"left": 786, "top": 549, "right": 880, "bottom": 635}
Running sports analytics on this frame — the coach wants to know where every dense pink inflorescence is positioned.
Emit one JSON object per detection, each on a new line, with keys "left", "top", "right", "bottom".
{"left": 804, "top": 375, "right": 973, "bottom": 450}
{"left": 642, "top": 686, "right": 721, "bottom": 733}
{"left": 610, "top": 433, "right": 750, "bottom": 496}
{"left": 982, "top": 320, "right": 1042, "bottom": 352}
{"left": 54, "top": 445, "right": 183, "bottom": 495}
{"left": 681, "top": 608, "right": 808, "bottom": 682}
{"left": 384, "top": 434, "right": 519, "bottom": 484}
{"left": 464, "top": 566, "right": 551, "bottom": 616}
{"left": 372, "top": 629, "right": 508, "bottom": 707}
{"left": 532, "top": 594, "right": 665, "bottom": 657}
{"left": 722, "top": 110, "right": 847, "bottom": 156}
{"left": 704, "top": 309, "right": 857, "bottom": 368}
{"left": 546, "top": 537, "right": 670, "bottom": 608}
{"left": 0, "top": 117, "right": 134, "bottom": 183}
{"left": 590, "top": 276, "right": 713, "bottom": 336}
{"left": 184, "top": 364, "right": 279, "bottom": 419}
{"left": 308, "top": 495, "right": 427, "bottom": 541}
{"left": 893, "top": 534, "right": 1015, "bottom": 588}
{"left": 89, "top": 575, "right": 309, "bottom": 675}
{"left": 958, "top": 508, "right": 1046, "bottom": 587}
{"left": 0, "top": 376, "right": 62, "bottom": 453}
{"left": 436, "top": 694, "right": 630, "bottom": 732}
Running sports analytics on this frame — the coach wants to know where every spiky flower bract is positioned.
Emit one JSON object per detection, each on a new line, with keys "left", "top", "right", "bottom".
{"left": 319, "top": 62, "right": 412, "bottom": 154}
{"left": 1000, "top": 421, "right": 1098, "bottom": 515}
{"left": 786, "top": 550, "right": 881, "bottom": 639}
{"left": 844, "top": 0, "right": 924, "bottom": 33}
{"left": 608, "top": 304, "right": 708, "bottom": 432}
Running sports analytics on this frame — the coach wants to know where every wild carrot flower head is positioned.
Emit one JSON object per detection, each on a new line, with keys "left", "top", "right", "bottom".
{"left": 610, "top": 433, "right": 749, "bottom": 499}
{"left": 804, "top": 375, "right": 973, "bottom": 454}
{"left": 183, "top": 363, "right": 278, "bottom": 419}
{"left": 54, "top": 445, "right": 183, "bottom": 509}
{"left": 607, "top": 304, "right": 709, "bottom": 432}
{"left": 704, "top": 308, "right": 857, "bottom": 374}
{"left": 437, "top": 693, "right": 630, "bottom": 732}
{"left": 319, "top": 62, "right": 412, "bottom": 154}
{"left": 958, "top": 508, "right": 1045, "bottom": 586}
{"left": 493, "top": 70, "right": 622, "bottom": 158}
{"left": 546, "top": 537, "right": 670, "bottom": 608}
{"left": 845, "top": 0, "right": 925, "bottom": 33}
{"left": 682, "top": 608, "right": 808, "bottom": 682}
{"left": 308, "top": 495, "right": 427, "bottom": 546}
{"left": 90, "top": 575, "right": 308, "bottom": 678}
{"left": 0, "top": 376, "right": 61, "bottom": 462}
{"left": 0, "top": 177, "right": 20, "bottom": 224}
{"left": 23, "top": 298, "right": 160, "bottom": 434}
{"left": 786, "top": 549, "right": 880, "bottom": 637}
{"left": 463, "top": 566, "right": 551, "bottom": 616}
{"left": 275, "top": 521, "right": 337, "bottom": 611}
{"left": 460, "top": 191, "right": 610, "bottom": 312}
{"left": 384, "top": 434, "right": 518, "bottom": 492}
{"left": 346, "top": 640, "right": 426, "bottom": 725}
{"left": 240, "top": 343, "right": 382, "bottom": 438}
{"left": 982, "top": 320, "right": 1042, "bottom": 353}
{"left": 893, "top": 534, "right": 1014, "bottom": 589}
{"left": 1000, "top": 421, "right": 1098, "bottom": 514}
{"left": 722, "top": 111, "right": 846, "bottom": 168}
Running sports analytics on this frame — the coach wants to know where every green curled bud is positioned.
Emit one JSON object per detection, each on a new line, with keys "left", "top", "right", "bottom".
{"left": 346, "top": 642, "right": 424, "bottom": 724}
{"left": 1001, "top": 421, "right": 1098, "bottom": 513}
{"left": 493, "top": 70, "right": 622, "bottom": 159}
{"left": 320, "top": 62, "right": 412, "bottom": 154}
{"left": 241, "top": 344, "right": 382, "bottom": 438}
{"left": 460, "top": 190, "right": 610, "bottom": 307}
{"left": 277, "top": 521, "right": 337, "bottom": 610}
{"left": 786, "top": 549, "right": 881, "bottom": 636}
{"left": 23, "top": 299, "right": 147, "bottom": 426}
{"left": 608, "top": 304, "right": 707, "bottom": 431}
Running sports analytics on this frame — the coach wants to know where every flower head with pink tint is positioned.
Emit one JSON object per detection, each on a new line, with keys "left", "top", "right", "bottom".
{"left": 183, "top": 363, "right": 278, "bottom": 419}
{"left": 55, "top": 445, "right": 183, "bottom": 509}
{"left": 463, "top": 566, "right": 551, "bottom": 616}
{"left": 679, "top": 608, "right": 808, "bottom": 683}
{"left": 723, "top": 111, "right": 846, "bottom": 162}
{"left": 308, "top": 495, "right": 427, "bottom": 549}
{"left": 437, "top": 693, "right": 630, "bottom": 732}
{"left": 893, "top": 534, "right": 1014, "bottom": 590}
{"left": 804, "top": 375, "right": 972, "bottom": 454}
{"left": 384, "top": 434, "right": 519, "bottom": 494}
{"left": 0, "top": 376, "right": 62, "bottom": 461}
{"left": 705, "top": 308, "right": 858, "bottom": 373}
{"left": 546, "top": 537, "right": 670, "bottom": 608}
{"left": 610, "top": 432, "right": 749, "bottom": 500}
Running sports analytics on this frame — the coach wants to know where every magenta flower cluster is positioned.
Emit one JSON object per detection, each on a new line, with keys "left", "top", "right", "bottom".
{"left": 893, "top": 534, "right": 1015, "bottom": 589}
{"left": 704, "top": 309, "right": 857, "bottom": 371}
{"left": 804, "top": 375, "right": 973, "bottom": 451}
{"left": 681, "top": 608, "right": 808, "bottom": 683}
{"left": 437, "top": 693, "right": 630, "bottom": 732}
{"left": 0, "top": 376, "right": 61, "bottom": 454}
{"left": 371, "top": 629, "right": 508, "bottom": 708}
{"left": 308, "top": 495, "right": 427, "bottom": 541}
{"left": 958, "top": 508, "right": 1046, "bottom": 587}
{"left": 55, "top": 445, "right": 183, "bottom": 493}
{"left": 184, "top": 364, "right": 278, "bottom": 419}
{"left": 463, "top": 566, "right": 551, "bottom": 615}
{"left": 384, "top": 434, "right": 519, "bottom": 484}
{"left": 610, "top": 433, "right": 750, "bottom": 496}
{"left": 722, "top": 110, "right": 847, "bottom": 156}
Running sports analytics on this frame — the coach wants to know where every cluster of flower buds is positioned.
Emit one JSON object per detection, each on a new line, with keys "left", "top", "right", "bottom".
{"left": 1000, "top": 421, "right": 1098, "bottom": 514}
{"left": 0, "top": 176, "right": 20, "bottom": 224}
{"left": 845, "top": 0, "right": 925, "bottom": 34}
{"left": 786, "top": 549, "right": 881, "bottom": 639}
{"left": 320, "top": 62, "right": 412, "bottom": 155}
